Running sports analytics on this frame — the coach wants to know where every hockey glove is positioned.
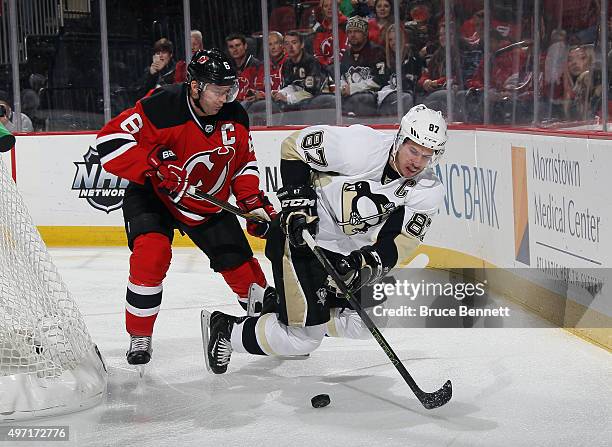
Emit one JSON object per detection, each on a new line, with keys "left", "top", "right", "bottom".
{"left": 335, "top": 246, "right": 385, "bottom": 293}
{"left": 148, "top": 146, "right": 190, "bottom": 203}
{"left": 237, "top": 192, "right": 278, "bottom": 238}
{"left": 277, "top": 185, "right": 319, "bottom": 247}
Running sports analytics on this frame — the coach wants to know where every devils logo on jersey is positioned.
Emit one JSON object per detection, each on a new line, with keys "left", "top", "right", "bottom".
{"left": 339, "top": 181, "right": 396, "bottom": 235}
{"left": 184, "top": 146, "right": 235, "bottom": 197}
{"left": 320, "top": 37, "right": 334, "bottom": 58}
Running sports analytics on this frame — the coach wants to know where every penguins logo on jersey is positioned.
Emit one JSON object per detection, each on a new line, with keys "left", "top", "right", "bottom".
{"left": 345, "top": 66, "right": 373, "bottom": 84}
{"left": 184, "top": 146, "right": 235, "bottom": 197}
{"left": 339, "top": 181, "right": 396, "bottom": 235}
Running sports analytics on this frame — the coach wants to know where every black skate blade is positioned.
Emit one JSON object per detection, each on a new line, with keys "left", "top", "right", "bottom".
{"left": 200, "top": 309, "right": 212, "bottom": 373}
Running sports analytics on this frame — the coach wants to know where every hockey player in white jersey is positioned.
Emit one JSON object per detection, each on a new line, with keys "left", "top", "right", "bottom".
{"left": 203, "top": 104, "right": 447, "bottom": 374}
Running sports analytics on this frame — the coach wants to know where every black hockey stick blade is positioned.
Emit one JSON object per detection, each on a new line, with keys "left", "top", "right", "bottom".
{"left": 185, "top": 186, "right": 267, "bottom": 222}
{"left": 302, "top": 230, "right": 452, "bottom": 409}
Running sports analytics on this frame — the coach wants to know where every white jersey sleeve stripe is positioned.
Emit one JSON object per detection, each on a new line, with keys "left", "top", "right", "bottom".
{"left": 99, "top": 141, "right": 138, "bottom": 165}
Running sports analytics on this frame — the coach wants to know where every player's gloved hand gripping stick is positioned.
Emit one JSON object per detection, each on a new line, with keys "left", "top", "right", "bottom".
{"left": 148, "top": 146, "right": 190, "bottom": 203}
{"left": 301, "top": 229, "right": 453, "bottom": 410}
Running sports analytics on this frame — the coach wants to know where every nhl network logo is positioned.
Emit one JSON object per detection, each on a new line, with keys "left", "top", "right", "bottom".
{"left": 72, "top": 146, "right": 129, "bottom": 213}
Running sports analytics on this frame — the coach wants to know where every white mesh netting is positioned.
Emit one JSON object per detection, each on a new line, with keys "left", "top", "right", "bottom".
{"left": 0, "top": 155, "right": 106, "bottom": 420}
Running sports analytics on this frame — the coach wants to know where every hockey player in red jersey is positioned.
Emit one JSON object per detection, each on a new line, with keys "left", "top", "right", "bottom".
{"left": 96, "top": 48, "right": 276, "bottom": 367}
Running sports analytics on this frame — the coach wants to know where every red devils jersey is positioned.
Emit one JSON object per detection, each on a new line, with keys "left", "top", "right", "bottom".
{"left": 96, "top": 83, "right": 261, "bottom": 226}
{"left": 254, "top": 53, "right": 286, "bottom": 92}
{"left": 235, "top": 54, "right": 261, "bottom": 101}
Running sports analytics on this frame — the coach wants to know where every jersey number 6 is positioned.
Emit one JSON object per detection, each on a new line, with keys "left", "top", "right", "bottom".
{"left": 120, "top": 113, "right": 143, "bottom": 134}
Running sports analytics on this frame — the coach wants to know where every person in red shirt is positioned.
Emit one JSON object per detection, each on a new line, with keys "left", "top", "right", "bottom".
{"left": 175, "top": 30, "right": 205, "bottom": 83}
{"left": 312, "top": 0, "right": 348, "bottom": 69}
{"left": 246, "top": 31, "right": 288, "bottom": 124}
{"left": 96, "top": 49, "right": 276, "bottom": 368}
{"left": 225, "top": 34, "right": 261, "bottom": 102}
{"left": 367, "top": 0, "right": 393, "bottom": 46}
{"left": 252, "top": 32, "right": 287, "bottom": 100}
{"left": 464, "top": 33, "right": 528, "bottom": 92}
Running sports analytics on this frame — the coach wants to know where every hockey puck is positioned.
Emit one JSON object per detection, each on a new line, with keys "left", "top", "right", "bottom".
{"left": 311, "top": 394, "right": 330, "bottom": 408}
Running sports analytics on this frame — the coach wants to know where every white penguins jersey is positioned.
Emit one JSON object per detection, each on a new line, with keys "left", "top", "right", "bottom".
{"left": 281, "top": 124, "right": 445, "bottom": 266}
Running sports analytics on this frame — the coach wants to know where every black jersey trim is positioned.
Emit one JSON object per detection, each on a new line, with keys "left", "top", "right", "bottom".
{"left": 141, "top": 83, "right": 191, "bottom": 129}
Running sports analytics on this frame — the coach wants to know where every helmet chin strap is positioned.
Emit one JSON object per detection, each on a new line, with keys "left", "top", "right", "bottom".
{"left": 389, "top": 135, "right": 403, "bottom": 175}
{"left": 190, "top": 82, "right": 208, "bottom": 115}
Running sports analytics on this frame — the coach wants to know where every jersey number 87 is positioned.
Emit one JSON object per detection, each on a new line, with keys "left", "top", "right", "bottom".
{"left": 406, "top": 213, "right": 431, "bottom": 240}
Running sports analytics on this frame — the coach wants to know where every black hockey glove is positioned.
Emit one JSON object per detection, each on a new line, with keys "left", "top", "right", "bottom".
{"left": 335, "top": 246, "right": 385, "bottom": 293}
{"left": 277, "top": 184, "right": 319, "bottom": 247}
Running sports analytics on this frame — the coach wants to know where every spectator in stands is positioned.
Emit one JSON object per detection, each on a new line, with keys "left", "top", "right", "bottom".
{"left": 138, "top": 38, "right": 177, "bottom": 98}
{"left": 368, "top": 0, "right": 394, "bottom": 46}
{"left": 175, "top": 30, "right": 205, "bottom": 84}
{"left": 225, "top": 33, "right": 261, "bottom": 103}
{"left": 253, "top": 32, "right": 287, "bottom": 100}
{"left": 405, "top": 0, "right": 437, "bottom": 63}
{"left": 543, "top": 0, "right": 600, "bottom": 44}
{"left": 457, "top": 10, "right": 485, "bottom": 85}
{"left": 313, "top": 0, "right": 348, "bottom": 70}
{"left": 191, "top": 30, "right": 204, "bottom": 53}
{"left": 273, "top": 31, "right": 324, "bottom": 110}
{"left": 339, "top": 14, "right": 387, "bottom": 116}
{"left": 378, "top": 23, "right": 422, "bottom": 115}
{"left": 543, "top": 29, "right": 569, "bottom": 119}
{"left": 0, "top": 94, "right": 34, "bottom": 133}
{"left": 462, "top": 30, "right": 532, "bottom": 123}
{"left": 245, "top": 31, "right": 288, "bottom": 123}
{"left": 561, "top": 45, "right": 596, "bottom": 119}
{"left": 352, "top": 0, "right": 375, "bottom": 18}
{"left": 417, "top": 22, "right": 450, "bottom": 111}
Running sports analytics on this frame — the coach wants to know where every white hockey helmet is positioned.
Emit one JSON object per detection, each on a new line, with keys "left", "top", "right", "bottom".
{"left": 392, "top": 104, "right": 448, "bottom": 167}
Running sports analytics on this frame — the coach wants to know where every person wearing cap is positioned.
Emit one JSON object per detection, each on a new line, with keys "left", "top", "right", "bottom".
{"left": 339, "top": 14, "right": 388, "bottom": 116}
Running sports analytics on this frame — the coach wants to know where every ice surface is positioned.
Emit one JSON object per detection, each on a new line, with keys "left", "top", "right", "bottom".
{"left": 3, "top": 247, "right": 610, "bottom": 447}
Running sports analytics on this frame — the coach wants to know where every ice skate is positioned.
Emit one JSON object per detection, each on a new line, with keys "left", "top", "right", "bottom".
{"left": 126, "top": 335, "right": 152, "bottom": 377}
{"left": 201, "top": 310, "right": 239, "bottom": 374}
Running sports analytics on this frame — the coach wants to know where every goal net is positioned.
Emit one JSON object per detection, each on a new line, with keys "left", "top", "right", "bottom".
{"left": 0, "top": 155, "right": 107, "bottom": 421}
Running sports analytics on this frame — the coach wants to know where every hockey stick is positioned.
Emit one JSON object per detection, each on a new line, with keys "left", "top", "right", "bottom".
{"left": 301, "top": 230, "right": 452, "bottom": 409}
{"left": 152, "top": 169, "right": 266, "bottom": 222}
{"left": 184, "top": 186, "right": 267, "bottom": 222}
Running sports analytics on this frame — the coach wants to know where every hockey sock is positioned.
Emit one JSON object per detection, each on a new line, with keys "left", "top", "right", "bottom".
{"left": 125, "top": 233, "right": 171, "bottom": 336}
{"left": 231, "top": 313, "right": 326, "bottom": 356}
{"left": 325, "top": 308, "right": 370, "bottom": 339}
{"left": 220, "top": 257, "right": 267, "bottom": 310}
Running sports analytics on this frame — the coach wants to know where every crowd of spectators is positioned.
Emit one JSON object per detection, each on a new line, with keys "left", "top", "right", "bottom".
{"left": 223, "top": 0, "right": 609, "bottom": 125}
{"left": 2, "top": 0, "right": 610, "bottom": 131}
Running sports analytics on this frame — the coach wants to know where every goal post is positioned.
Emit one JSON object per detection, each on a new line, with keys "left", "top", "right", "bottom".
{"left": 0, "top": 155, "right": 107, "bottom": 421}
